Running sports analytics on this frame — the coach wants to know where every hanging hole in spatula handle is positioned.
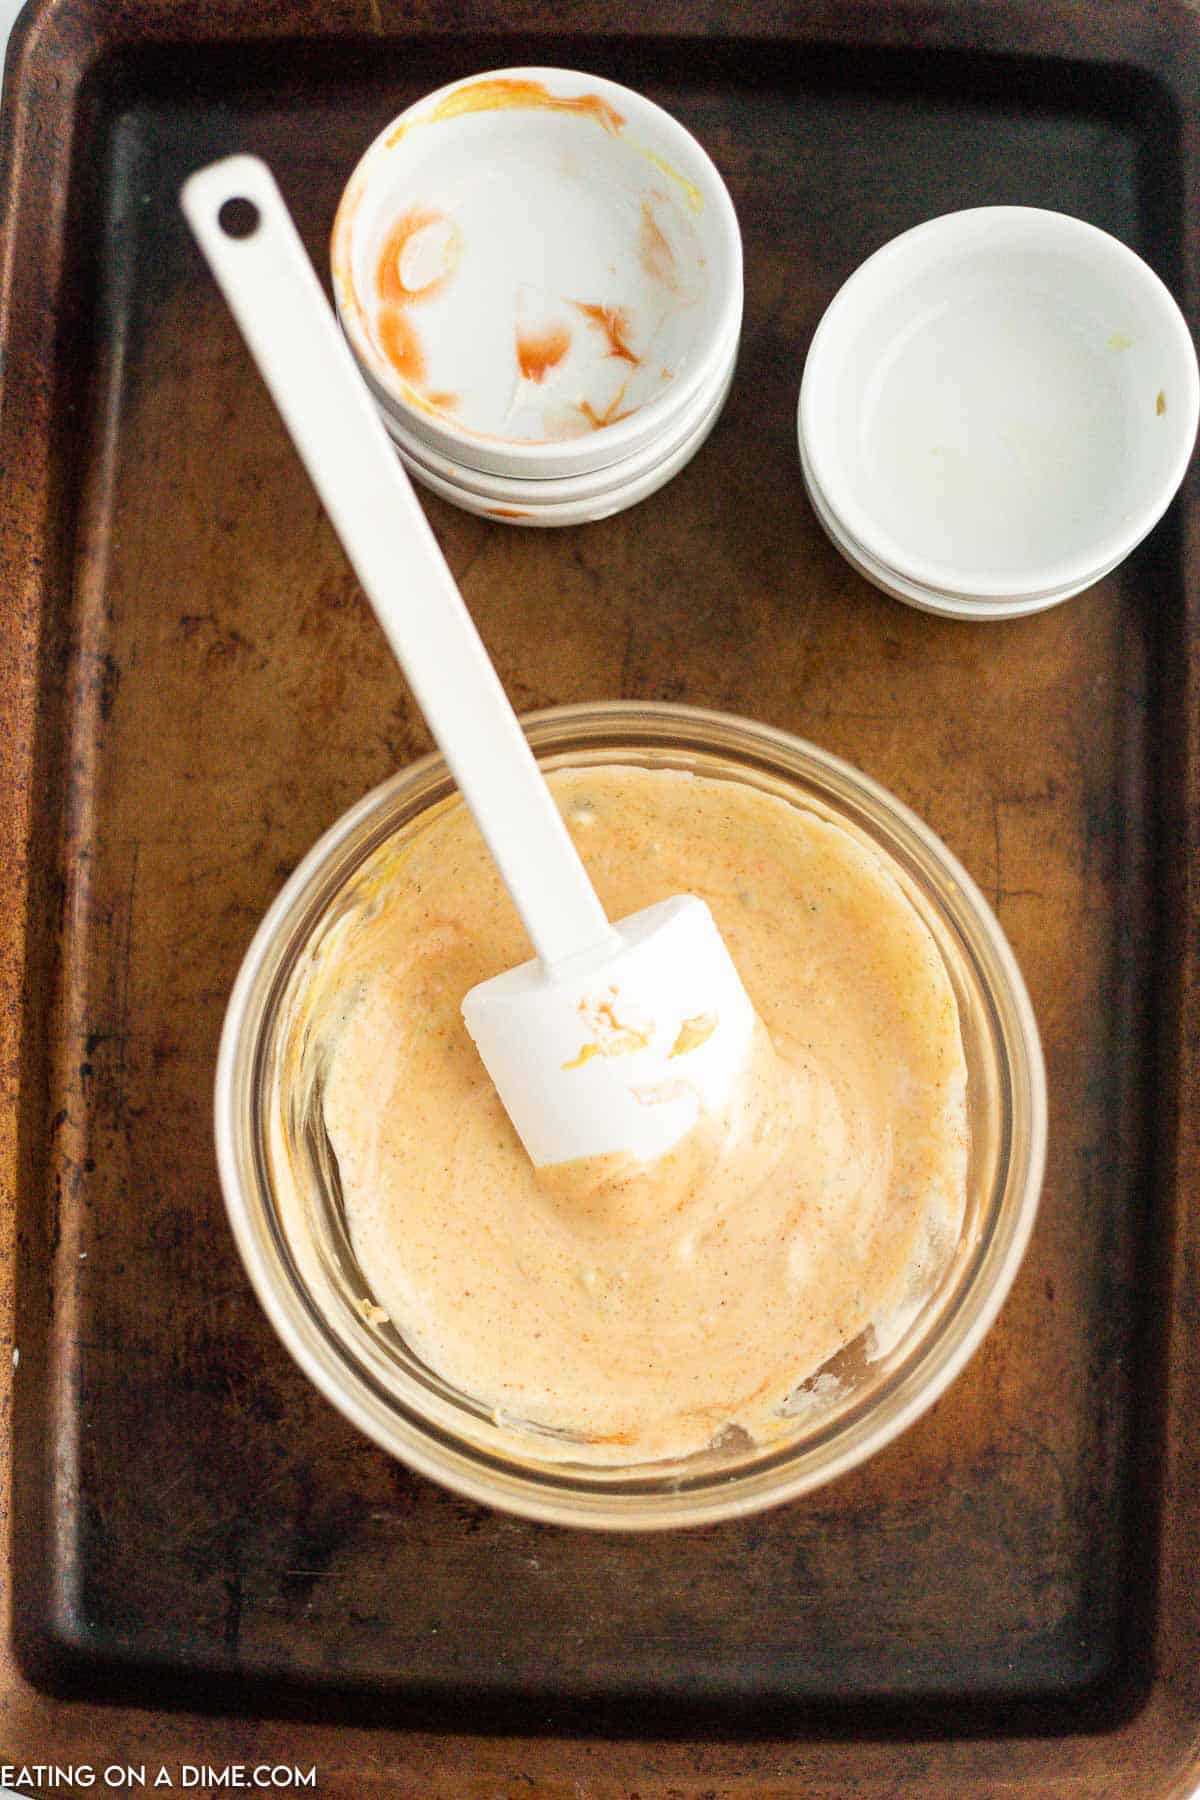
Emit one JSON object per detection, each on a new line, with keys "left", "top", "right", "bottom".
{"left": 217, "top": 196, "right": 261, "bottom": 240}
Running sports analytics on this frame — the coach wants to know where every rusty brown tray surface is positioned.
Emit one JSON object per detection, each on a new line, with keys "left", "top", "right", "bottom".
{"left": 2, "top": 0, "right": 1199, "bottom": 1793}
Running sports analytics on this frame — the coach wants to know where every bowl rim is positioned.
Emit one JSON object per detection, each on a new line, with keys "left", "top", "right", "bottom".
{"left": 395, "top": 360, "right": 734, "bottom": 524}
{"left": 798, "top": 421, "right": 1126, "bottom": 619}
{"left": 330, "top": 65, "right": 745, "bottom": 480}
{"left": 378, "top": 324, "right": 739, "bottom": 503}
{"left": 798, "top": 204, "right": 1200, "bottom": 599}
{"left": 214, "top": 701, "right": 1048, "bottom": 1530}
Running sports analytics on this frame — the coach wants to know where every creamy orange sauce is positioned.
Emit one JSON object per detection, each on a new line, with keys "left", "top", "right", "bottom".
{"left": 274, "top": 767, "right": 969, "bottom": 1465}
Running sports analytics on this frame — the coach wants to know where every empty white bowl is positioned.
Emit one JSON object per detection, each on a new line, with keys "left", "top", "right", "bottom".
{"left": 799, "top": 207, "right": 1199, "bottom": 614}
{"left": 800, "top": 430, "right": 1126, "bottom": 621}
{"left": 331, "top": 66, "right": 743, "bottom": 510}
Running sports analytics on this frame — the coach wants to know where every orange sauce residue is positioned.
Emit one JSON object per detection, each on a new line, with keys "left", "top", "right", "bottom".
{"left": 376, "top": 308, "right": 426, "bottom": 384}
{"left": 516, "top": 323, "right": 572, "bottom": 384}
{"left": 390, "top": 77, "right": 625, "bottom": 145}
{"left": 488, "top": 506, "right": 532, "bottom": 518}
{"left": 373, "top": 207, "right": 461, "bottom": 391}
{"left": 572, "top": 301, "right": 639, "bottom": 365}
{"left": 376, "top": 208, "right": 457, "bottom": 304}
{"left": 638, "top": 198, "right": 677, "bottom": 289}
{"left": 578, "top": 392, "right": 636, "bottom": 431}
{"left": 330, "top": 173, "right": 375, "bottom": 350}
{"left": 400, "top": 387, "right": 460, "bottom": 422}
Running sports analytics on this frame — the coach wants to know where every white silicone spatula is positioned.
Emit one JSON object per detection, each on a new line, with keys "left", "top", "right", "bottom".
{"left": 182, "top": 156, "right": 755, "bottom": 1167}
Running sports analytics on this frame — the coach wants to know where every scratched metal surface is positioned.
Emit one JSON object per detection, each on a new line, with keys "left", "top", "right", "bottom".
{"left": 3, "top": 5, "right": 1199, "bottom": 1793}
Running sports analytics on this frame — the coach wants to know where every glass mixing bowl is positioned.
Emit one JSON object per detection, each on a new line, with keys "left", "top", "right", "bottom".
{"left": 215, "top": 702, "right": 1046, "bottom": 1529}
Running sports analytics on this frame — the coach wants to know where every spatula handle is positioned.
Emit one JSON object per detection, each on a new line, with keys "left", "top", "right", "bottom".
{"left": 181, "top": 155, "right": 612, "bottom": 967}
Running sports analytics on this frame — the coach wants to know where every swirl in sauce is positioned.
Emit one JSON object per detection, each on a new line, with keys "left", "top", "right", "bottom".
{"left": 271, "top": 766, "right": 969, "bottom": 1465}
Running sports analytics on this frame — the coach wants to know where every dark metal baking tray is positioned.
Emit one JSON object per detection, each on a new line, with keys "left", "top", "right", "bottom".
{"left": 2, "top": 1, "right": 1198, "bottom": 1791}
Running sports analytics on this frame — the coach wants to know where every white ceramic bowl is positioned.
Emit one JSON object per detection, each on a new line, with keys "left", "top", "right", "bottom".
{"left": 799, "top": 207, "right": 1199, "bottom": 610}
{"left": 216, "top": 703, "right": 1046, "bottom": 1529}
{"left": 377, "top": 320, "right": 739, "bottom": 507}
{"left": 332, "top": 67, "right": 743, "bottom": 482}
{"left": 799, "top": 430, "right": 1126, "bottom": 621}
{"left": 399, "top": 361, "right": 734, "bottom": 526}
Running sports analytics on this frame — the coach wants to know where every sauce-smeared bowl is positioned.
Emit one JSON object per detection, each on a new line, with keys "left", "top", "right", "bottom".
{"left": 215, "top": 702, "right": 1046, "bottom": 1530}
{"left": 330, "top": 68, "right": 742, "bottom": 499}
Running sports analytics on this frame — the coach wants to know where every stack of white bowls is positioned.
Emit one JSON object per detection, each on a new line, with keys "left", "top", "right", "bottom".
{"left": 332, "top": 68, "right": 743, "bottom": 526}
{"left": 799, "top": 207, "right": 1199, "bottom": 620}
